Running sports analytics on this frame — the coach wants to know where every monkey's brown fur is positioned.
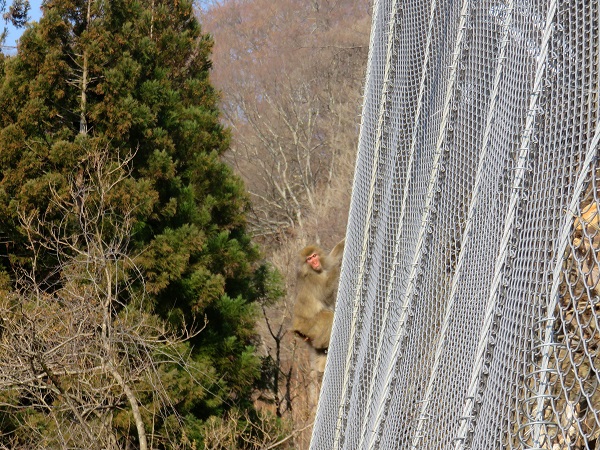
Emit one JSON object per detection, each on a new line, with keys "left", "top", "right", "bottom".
{"left": 292, "top": 239, "right": 345, "bottom": 350}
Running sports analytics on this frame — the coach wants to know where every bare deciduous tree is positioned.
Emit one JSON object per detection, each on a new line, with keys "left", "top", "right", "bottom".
{"left": 0, "top": 145, "right": 202, "bottom": 449}
{"left": 203, "top": 0, "right": 370, "bottom": 242}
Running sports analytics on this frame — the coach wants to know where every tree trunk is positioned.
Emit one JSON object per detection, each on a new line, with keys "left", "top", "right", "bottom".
{"left": 109, "top": 366, "right": 148, "bottom": 450}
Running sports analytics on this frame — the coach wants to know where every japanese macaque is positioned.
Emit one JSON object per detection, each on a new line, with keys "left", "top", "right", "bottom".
{"left": 572, "top": 202, "right": 600, "bottom": 296}
{"left": 292, "top": 239, "right": 345, "bottom": 355}
{"left": 545, "top": 200, "right": 600, "bottom": 449}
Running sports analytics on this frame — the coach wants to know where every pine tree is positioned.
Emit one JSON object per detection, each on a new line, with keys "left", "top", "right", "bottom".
{"left": 0, "top": 0, "right": 279, "bottom": 446}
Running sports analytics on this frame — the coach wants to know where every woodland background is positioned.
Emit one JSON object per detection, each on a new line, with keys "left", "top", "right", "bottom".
{"left": 0, "top": 0, "right": 370, "bottom": 448}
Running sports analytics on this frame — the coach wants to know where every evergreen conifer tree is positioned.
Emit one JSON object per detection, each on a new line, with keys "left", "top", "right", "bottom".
{"left": 0, "top": 0, "right": 280, "bottom": 446}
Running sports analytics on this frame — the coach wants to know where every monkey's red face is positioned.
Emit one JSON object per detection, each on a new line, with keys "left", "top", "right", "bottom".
{"left": 306, "top": 253, "right": 322, "bottom": 271}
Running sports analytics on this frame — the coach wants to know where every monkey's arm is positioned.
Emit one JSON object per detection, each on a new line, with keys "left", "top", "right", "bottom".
{"left": 328, "top": 238, "right": 345, "bottom": 263}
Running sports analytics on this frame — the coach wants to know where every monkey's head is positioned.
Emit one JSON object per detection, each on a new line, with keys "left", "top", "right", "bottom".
{"left": 300, "top": 245, "right": 323, "bottom": 272}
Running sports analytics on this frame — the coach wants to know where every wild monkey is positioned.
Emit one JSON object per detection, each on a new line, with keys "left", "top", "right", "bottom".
{"left": 292, "top": 239, "right": 345, "bottom": 352}
{"left": 572, "top": 202, "right": 600, "bottom": 296}
{"left": 546, "top": 199, "right": 600, "bottom": 449}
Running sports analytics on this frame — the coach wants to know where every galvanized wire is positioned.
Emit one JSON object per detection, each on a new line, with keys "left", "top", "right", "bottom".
{"left": 311, "top": 0, "right": 600, "bottom": 449}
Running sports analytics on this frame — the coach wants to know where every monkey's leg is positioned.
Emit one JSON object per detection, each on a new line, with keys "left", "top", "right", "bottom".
{"left": 306, "top": 309, "right": 334, "bottom": 350}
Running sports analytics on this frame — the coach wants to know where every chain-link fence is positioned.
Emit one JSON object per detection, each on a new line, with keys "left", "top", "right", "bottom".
{"left": 311, "top": 0, "right": 600, "bottom": 448}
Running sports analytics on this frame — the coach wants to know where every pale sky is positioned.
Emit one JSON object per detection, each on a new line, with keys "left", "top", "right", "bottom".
{"left": 3, "top": 0, "right": 43, "bottom": 54}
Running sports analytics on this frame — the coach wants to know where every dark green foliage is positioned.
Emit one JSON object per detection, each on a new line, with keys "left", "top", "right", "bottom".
{"left": 2, "top": 0, "right": 29, "bottom": 27}
{"left": 0, "top": 0, "right": 281, "bottom": 446}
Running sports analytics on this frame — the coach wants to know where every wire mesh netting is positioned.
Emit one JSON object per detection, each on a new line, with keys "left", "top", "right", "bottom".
{"left": 311, "top": 0, "right": 600, "bottom": 448}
